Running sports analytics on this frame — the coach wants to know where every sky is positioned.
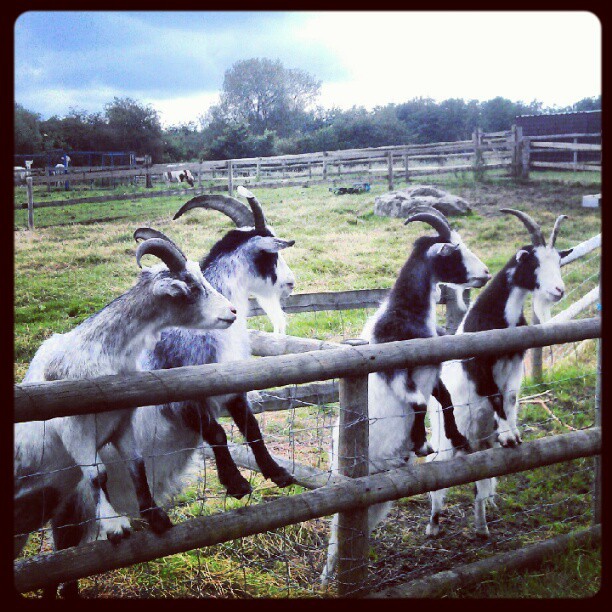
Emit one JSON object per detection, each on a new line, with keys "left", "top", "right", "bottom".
{"left": 14, "top": 11, "right": 602, "bottom": 128}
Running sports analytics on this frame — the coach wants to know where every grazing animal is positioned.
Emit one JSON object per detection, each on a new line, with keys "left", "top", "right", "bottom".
{"left": 14, "top": 232, "right": 237, "bottom": 569}
{"left": 320, "top": 207, "right": 491, "bottom": 585}
{"left": 165, "top": 169, "right": 195, "bottom": 187}
{"left": 47, "top": 188, "right": 297, "bottom": 598}
{"left": 426, "top": 209, "right": 572, "bottom": 538}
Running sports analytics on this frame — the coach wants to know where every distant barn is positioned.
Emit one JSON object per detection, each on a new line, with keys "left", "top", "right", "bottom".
{"left": 516, "top": 110, "right": 601, "bottom": 165}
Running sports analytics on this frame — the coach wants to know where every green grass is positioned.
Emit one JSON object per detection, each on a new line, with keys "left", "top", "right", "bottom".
{"left": 15, "top": 172, "right": 601, "bottom": 597}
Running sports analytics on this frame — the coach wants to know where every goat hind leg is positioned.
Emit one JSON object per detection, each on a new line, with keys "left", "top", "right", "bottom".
{"left": 225, "top": 394, "right": 294, "bottom": 487}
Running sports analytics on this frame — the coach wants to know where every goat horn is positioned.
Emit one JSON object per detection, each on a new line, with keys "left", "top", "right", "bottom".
{"left": 500, "top": 209, "right": 546, "bottom": 247}
{"left": 404, "top": 212, "right": 452, "bottom": 242}
{"left": 548, "top": 215, "right": 568, "bottom": 248}
{"left": 236, "top": 186, "right": 267, "bottom": 232}
{"left": 173, "top": 195, "right": 254, "bottom": 228}
{"left": 136, "top": 238, "right": 187, "bottom": 273}
{"left": 133, "top": 227, "right": 188, "bottom": 260}
{"left": 407, "top": 205, "right": 452, "bottom": 227}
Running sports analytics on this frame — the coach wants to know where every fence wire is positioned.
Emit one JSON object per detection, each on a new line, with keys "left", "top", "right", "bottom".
{"left": 15, "top": 248, "right": 600, "bottom": 598}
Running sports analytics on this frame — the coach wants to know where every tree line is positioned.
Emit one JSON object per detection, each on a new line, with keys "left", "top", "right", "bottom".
{"left": 14, "top": 57, "right": 601, "bottom": 166}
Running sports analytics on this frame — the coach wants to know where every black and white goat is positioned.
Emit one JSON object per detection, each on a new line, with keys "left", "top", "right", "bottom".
{"left": 91, "top": 187, "right": 296, "bottom": 518}
{"left": 14, "top": 233, "right": 237, "bottom": 561}
{"left": 320, "top": 207, "right": 491, "bottom": 585}
{"left": 426, "top": 209, "right": 572, "bottom": 538}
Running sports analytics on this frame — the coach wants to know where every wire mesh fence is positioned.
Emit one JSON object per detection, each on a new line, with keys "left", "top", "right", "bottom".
{"left": 15, "top": 239, "right": 600, "bottom": 598}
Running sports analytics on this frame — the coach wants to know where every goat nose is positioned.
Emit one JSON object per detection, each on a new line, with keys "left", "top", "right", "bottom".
{"left": 230, "top": 306, "right": 237, "bottom": 314}
{"left": 556, "top": 287, "right": 564, "bottom": 297}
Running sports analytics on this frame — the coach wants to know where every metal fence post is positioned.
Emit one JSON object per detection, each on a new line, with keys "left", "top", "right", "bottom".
{"left": 337, "top": 339, "right": 369, "bottom": 597}
{"left": 26, "top": 177, "right": 34, "bottom": 230}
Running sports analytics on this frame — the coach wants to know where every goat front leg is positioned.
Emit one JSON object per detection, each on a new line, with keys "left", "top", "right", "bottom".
{"left": 112, "top": 424, "right": 172, "bottom": 534}
{"left": 57, "top": 418, "right": 131, "bottom": 543}
{"left": 495, "top": 389, "right": 522, "bottom": 447}
{"left": 431, "top": 379, "right": 471, "bottom": 453}
{"left": 225, "top": 394, "right": 294, "bottom": 487}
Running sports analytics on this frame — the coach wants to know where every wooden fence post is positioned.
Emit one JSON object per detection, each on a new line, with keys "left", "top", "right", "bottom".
{"left": 337, "top": 339, "right": 369, "bottom": 598}
{"left": 472, "top": 128, "right": 483, "bottom": 180}
{"left": 323, "top": 157, "right": 328, "bottom": 181}
{"left": 26, "top": 177, "right": 34, "bottom": 230}
{"left": 198, "top": 161, "right": 202, "bottom": 189}
{"left": 145, "top": 155, "right": 152, "bottom": 188}
{"left": 387, "top": 152, "right": 394, "bottom": 191}
{"left": 573, "top": 137, "right": 578, "bottom": 171}
{"left": 227, "top": 160, "right": 234, "bottom": 196}
{"left": 510, "top": 125, "right": 521, "bottom": 178}
{"left": 531, "top": 305, "right": 543, "bottom": 383}
{"left": 593, "top": 284, "right": 601, "bottom": 525}
{"left": 257, "top": 158, "right": 262, "bottom": 181}
{"left": 521, "top": 137, "right": 530, "bottom": 180}
{"left": 404, "top": 153, "right": 410, "bottom": 183}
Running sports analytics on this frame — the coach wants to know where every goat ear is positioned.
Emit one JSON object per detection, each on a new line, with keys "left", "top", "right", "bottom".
{"left": 255, "top": 236, "right": 296, "bottom": 253}
{"left": 558, "top": 248, "right": 573, "bottom": 259}
{"left": 515, "top": 249, "right": 530, "bottom": 263}
{"left": 152, "top": 277, "right": 190, "bottom": 298}
{"left": 428, "top": 243, "right": 458, "bottom": 257}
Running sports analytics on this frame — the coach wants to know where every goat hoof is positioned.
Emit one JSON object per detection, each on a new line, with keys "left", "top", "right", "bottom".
{"left": 59, "top": 581, "right": 81, "bottom": 599}
{"left": 225, "top": 476, "right": 252, "bottom": 499}
{"left": 415, "top": 443, "right": 434, "bottom": 457}
{"left": 452, "top": 435, "right": 472, "bottom": 453}
{"left": 474, "top": 530, "right": 491, "bottom": 540}
{"left": 266, "top": 467, "right": 295, "bottom": 488}
{"left": 107, "top": 529, "right": 126, "bottom": 545}
{"left": 425, "top": 524, "right": 441, "bottom": 538}
{"left": 144, "top": 508, "right": 173, "bottom": 534}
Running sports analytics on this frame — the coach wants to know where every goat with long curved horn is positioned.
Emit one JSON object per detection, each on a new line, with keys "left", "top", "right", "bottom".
{"left": 136, "top": 237, "right": 187, "bottom": 273}
{"left": 133, "top": 227, "right": 187, "bottom": 260}
{"left": 173, "top": 195, "right": 255, "bottom": 228}
{"left": 548, "top": 215, "right": 569, "bottom": 248}
{"left": 500, "top": 209, "right": 546, "bottom": 246}
{"left": 236, "top": 186, "right": 267, "bottom": 232}
{"left": 404, "top": 211, "right": 452, "bottom": 243}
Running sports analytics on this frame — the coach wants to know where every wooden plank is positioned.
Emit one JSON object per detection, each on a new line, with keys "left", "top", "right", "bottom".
{"left": 26, "top": 177, "right": 34, "bottom": 230}
{"left": 248, "top": 330, "right": 342, "bottom": 356}
{"left": 14, "top": 318, "right": 601, "bottom": 423}
{"left": 14, "top": 428, "right": 601, "bottom": 593}
{"left": 369, "top": 525, "right": 601, "bottom": 598}
{"left": 531, "top": 161, "right": 601, "bottom": 172}
{"left": 530, "top": 141, "right": 601, "bottom": 151}
{"left": 559, "top": 233, "right": 600, "bottom": 266}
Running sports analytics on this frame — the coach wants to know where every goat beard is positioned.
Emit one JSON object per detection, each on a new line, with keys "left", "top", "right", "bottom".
{"left": 533, "top": 291, "right": 554, "bottom": 323}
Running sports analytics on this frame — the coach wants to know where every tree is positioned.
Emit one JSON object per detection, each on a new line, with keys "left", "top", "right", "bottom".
{"left": 104, "top": 97, "right": 164, "bottom": 160}
{"left": 217, "top": 58, "right": 321, "bottom": 136}
{"left": 14, "top": 103, "right": 43, "bottom": 154}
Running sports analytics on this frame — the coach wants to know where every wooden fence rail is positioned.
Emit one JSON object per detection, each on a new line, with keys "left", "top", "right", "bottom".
{"left": 14, "top": 427, "right": 601, "bottom": 594}
{"left": 14, "top": 318, "right": 600, "bottom": 423}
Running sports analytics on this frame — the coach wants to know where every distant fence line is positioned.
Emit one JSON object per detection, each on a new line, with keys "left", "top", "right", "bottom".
{"left": 16, "top": 125, "right": 601, "bottom": 228}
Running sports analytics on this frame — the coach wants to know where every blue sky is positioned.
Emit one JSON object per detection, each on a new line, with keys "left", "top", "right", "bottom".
{"left": 14, "top": 11, "right": 602, "bottom": 127}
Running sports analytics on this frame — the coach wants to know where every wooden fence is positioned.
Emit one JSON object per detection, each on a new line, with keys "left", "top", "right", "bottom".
{"left": 16, "top": 126, "right": 601, "bottom": 230}
{"left": 14, "top": 315, "right": 601, "bottom": 595}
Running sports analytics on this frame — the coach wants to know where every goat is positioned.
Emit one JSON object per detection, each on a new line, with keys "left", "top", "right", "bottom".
{"left": 46, "top": 188, "right": 297, "bottom": 598}
{"left": 425, "top": 209, "right": 572, "bottom": 539}
{"left": 14, "top": 233, "right": 237, "bottom": 565}
{"left": 320, "top": 207, "right": 491, "bottom": 585}
{"left": 165, "top": 168, "right": 195, "bottom": 187}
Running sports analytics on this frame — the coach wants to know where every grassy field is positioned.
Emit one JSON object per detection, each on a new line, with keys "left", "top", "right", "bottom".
{"left": 14, "top": 170, "right": 601, "bottom": 598}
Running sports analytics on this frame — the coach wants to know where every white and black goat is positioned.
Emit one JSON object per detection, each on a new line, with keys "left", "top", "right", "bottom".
{"left": 75, "top": 188, "right": 294, "bottom": 525}
{"left": 14, "top": 233, "right": 237, "bottom": 562}
{"left": 425, "top": 209, "right": 572, "bottom": 538}
{"left": 320, "top": 207, "right": 491, "bottom": 585}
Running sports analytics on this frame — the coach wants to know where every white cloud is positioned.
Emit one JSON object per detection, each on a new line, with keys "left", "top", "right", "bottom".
{"left": 148, "top": 91, "right": 221, "bottom": 127}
